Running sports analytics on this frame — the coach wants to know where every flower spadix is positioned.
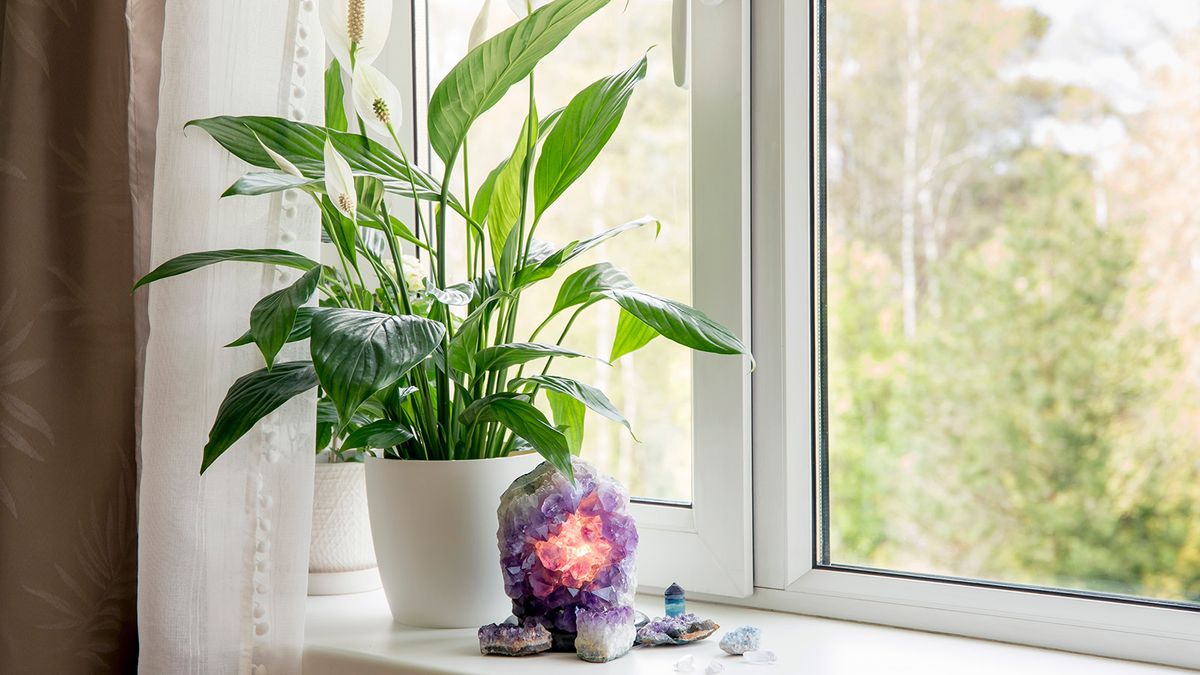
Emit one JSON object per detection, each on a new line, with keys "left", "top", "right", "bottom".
{"left": 506, "top": 0, "right": 551, "bottom": 17}
{"left": 468, "top": 0, "right": 492, "bottom": 52}
{"left": 254, "top": 132, "right": 303, "bottom": 177}
{"left": 319, "top": 0, "right": 393, "bottom": 68}
{"left": 323, "top": 137, "right": 357, "bottom": 221}
{"left": 352, "top": 62, "right": 404, "bottom": 137}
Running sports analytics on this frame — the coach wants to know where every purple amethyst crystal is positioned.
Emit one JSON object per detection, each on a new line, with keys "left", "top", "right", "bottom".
{"left": 496, "top": 459, "right": 638, "bottom": 641}
{"left": 575, "top": 605, "right": 636, "bottom": 663}
{"left": 478, "top": 622, "right": 552, "bottom": 656}
{"left": 635, "top": 613, "right": 720, "bottom": 646}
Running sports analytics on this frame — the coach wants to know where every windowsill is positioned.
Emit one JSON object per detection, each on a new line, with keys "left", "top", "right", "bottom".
{"left": 303, "top": 590, "right": 1184, "bottom": 674}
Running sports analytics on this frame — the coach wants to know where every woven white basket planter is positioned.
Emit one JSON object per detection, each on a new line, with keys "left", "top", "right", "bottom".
{"left": 309, "top": 462, "right": 381, "bottom": 595}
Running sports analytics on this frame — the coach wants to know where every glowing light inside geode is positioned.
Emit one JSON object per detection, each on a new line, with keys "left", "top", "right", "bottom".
{"left": 534, "top": 511, "right": 613, "bottom": 589}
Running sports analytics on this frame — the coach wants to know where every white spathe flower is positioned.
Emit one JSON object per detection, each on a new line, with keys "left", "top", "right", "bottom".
{"left": 384, "top": 254, "right": 426, "bottom": 293}
{"left": 323, "top": 138, "right": 357, "bottom": 221}
{"left": 254, "top": 132, "right": 303, "bottom": 177}
{"left": 352, "top": 62, "right": 403, "bottom": 137}
{"left": 319, "top": 0, "right": 393, "bottom": 68}
{"left": 468, "top": 0, "right": 492, "bottom": 52}
{"left": 505, "top": 0, "right": 551, "bottom": 17}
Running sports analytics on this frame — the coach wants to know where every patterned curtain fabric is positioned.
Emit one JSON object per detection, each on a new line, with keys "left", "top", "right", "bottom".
{"left": 0, "top": 0, "right": 140, "bottom": 671}
{"left": 135, "top": 2, "right": 322, "bottom": 672}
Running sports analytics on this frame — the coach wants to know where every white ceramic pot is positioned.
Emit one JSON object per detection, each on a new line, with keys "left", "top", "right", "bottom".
{"left": 365, "top": 452, "right": 543, "bottom": 628}
{"left": 309, "top": 462, "right": 381, "bottom": 595}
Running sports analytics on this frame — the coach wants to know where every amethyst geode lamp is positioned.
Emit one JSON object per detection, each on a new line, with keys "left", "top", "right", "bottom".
{"left": 496, "top": 459, "right": 638, "bottom": 648}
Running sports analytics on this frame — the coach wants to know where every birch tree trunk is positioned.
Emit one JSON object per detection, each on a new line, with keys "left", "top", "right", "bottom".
{"left": 900, "top": 0, "right": 922, "bottom": 339}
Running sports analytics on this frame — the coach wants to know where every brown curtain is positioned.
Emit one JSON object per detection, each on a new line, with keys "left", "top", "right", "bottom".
{"left": 0, "top": 0, "right": 144, "bottom": 670}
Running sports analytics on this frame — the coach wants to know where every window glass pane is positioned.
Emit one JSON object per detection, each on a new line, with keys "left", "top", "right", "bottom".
{"left": 427, "top": 1, "right": 693, "bottom": 502}
{"left": 823, "top": 0, "right": 1200, "bottom": 604}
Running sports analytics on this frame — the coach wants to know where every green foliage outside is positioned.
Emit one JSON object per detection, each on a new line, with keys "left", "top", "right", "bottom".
{"left": 827, "top": 0, "right": 1200, "bottom": 603}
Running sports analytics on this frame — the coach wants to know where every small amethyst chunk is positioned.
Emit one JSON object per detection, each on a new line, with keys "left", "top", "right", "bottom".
{"left": 496, "top": 459, "right": 638, "bottom": 644}
{"left": 636, "top": 613, "right": 720, "bottom": 646}
{"left": 574, "top": 605, "right": 636, "bottom": 663}
{"left": 478, "top": 622, "right": 552, "bottom": 656}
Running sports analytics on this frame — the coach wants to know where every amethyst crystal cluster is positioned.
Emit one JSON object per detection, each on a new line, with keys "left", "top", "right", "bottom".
{"left": 496, "top": 459, "right": 638, "bottom": 642}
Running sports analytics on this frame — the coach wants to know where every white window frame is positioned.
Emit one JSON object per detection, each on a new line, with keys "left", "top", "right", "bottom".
{"left": 747, "top": 0, "right": 1200, "bottom": 669}
{"left": 385, "top": 0, "right": 755, "bottom": 598}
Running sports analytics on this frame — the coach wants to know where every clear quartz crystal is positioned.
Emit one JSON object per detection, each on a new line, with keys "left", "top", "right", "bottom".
{"left": 673, "top": 654, "right": 696, "bottom": 673}
{"left": 705, "top": 661, "right": 726, "bottom": 674}
{"left": 743, "top": 650, "right": 777, "bottom": 665}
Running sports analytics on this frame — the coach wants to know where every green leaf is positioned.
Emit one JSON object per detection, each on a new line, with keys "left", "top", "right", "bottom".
{"left": 222, "top": 172, "right": 314, "bottom": 197}
{"left": 461, "top": 397, "right": 573, "bottom": 481}
{"left": 472, "top": 108, "right": 567, "bottom": 227}
{"left": 341, "top": 420, "right": 414, "bottom": 450}
{"left": 472, "top": 161, "right": 505, "bottom": 226}
{"left": 488, "top": 111, "right": 537, "bottom": 287}
{"left": 552, "top": 262, "right": 634, "bottom": 314}
{"left": 535, "top": 54, "right": 648, "bottom": 218}
{"left": 447, "top": 296, "right": 501, "bottom": 375}
{"left": 546, "top": 390, "right": 585, "bottom": 455}
{"left": 427, "top": 0, "right": 610, "bottom": 163}
{"left": 249, "top": 267, "right": 321, "bottom": 368}
{"left": 202, "top": 361, "right": 319, "bottom": 473}
{"left": 602, "top": 289, "right": 749, "bottom": 357}
{"left": 355, "top": 175, "right": 387, "bottom": 215}
{"left": 319, "top": 195, "right": 358, "bottom": 267}
{"left": 516, "top": 374, "right": 634, "bottom": 440}
{"left": 325, "top": 60, "right": 349, "bottom": 132}
{"left": 610, "top": 308, "right": 658, "bottom": 361}
{"left": 310, "top": 308, "right": 446, "bottom": 425}
{"left": 134, "top": 248, "right": 320, "bottom": 289}
{"left": 474, "top": 342, "right": 594, "bottom": 373}
{"left": 186, "top": 116, "right": 455, "bottom": 208}
{"left": 515, "top": 216, "right": 659, "bottom": 287}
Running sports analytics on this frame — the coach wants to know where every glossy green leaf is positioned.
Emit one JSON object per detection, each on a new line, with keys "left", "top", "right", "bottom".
{"left": 546, "top": 390, "right": 584, "bottom": 455}
{"left": 516, "top": 374, "right": 634, "bottom": 439}
{"left": 471, "top": 161, "right": 504, "bottom": 226}
{"left": 552, "top": 262, "right": 633, "bottom": 314}
{"left": 341, "top": 420, "right": 414, "bottom": 450}
{"left": 325, "top": 60, "right": 349, "bottom": 132}
{"left": 487, "top": 111, "right": 537, "bottom": 287}
{"left": 535, "top": 55, "right": 647, "bottom": 218}
{"left": 249, "top": 267, "right": 321, "bottom": 368}
{"left": 474, "top": 342, "right": 593, "bottom": 373}
{"left": 202, "top": 361, "right": 319, "bottom": 473}
{"left": 186, "top": 116, "right": 454, "bottom": 208}
{"left": 610, "top": 308, "right": 658, "bottom": 361}
{"left": 134, "top": 249, "right": 320, "bottom": 289}
{"left": 460, "top": 396, "right": 572, "bottom": 481}
{"left": 447, "top": 296, "right": 500, "bottom": 375}
{"left": 222, "top": 172, "right": 314, "bottom": 197}
{"left": 319, "top": 195, "right": 358, "bottom": 267}
{"left": 310, "top": 308, "right": 446, "bottom": 425}
{"left": 227, "top": 307, "right": 316, "bottom": 348}
{"left": 515, "top": 216, "right": 659, "bottom": 287}
{"left": 602, "top": 289, "right": 749, "bottom": 356}
{"left": 427, "top": 0, "right": 609, "bottom": 163}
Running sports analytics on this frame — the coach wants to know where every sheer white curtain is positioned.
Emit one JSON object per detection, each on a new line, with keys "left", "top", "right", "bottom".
{"left": 137, "top": 1, "right": 323, "bottom": 672}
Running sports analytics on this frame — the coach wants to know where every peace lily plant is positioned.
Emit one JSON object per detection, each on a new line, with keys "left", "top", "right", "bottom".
{"left": 135, "top": 0, "right": 751, "bottom": 482}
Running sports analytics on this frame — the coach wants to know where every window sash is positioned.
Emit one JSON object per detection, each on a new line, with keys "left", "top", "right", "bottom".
{"left": 748, "top": 0, "right": 1200, "bottom": 668}
{"left": 390, "top": 0, "right": 755, "bottom": 597}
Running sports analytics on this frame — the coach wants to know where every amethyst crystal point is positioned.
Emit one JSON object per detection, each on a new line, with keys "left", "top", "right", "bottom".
{"left": 478, "top": 622, "right": 552, "bottom": 656}
{"left": 496, "top": 459, "right": 639, "bottom": 644}
{"left": 575, "top": 605, "right": 636, "bottom": 663}
{"left": 636, "top": 613, "right": 720, "bottom": 646}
